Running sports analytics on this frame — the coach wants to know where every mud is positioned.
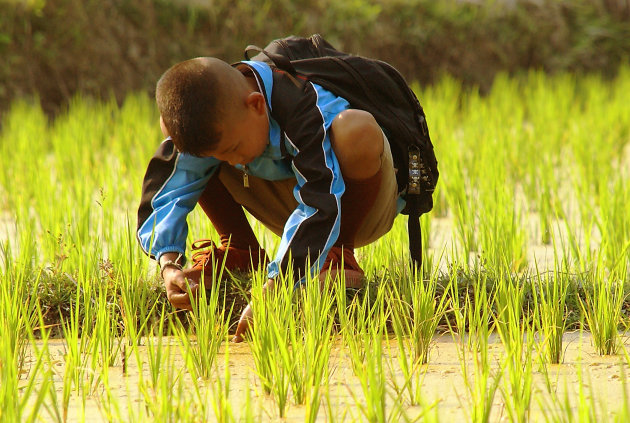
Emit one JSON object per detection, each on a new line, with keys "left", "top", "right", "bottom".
{"left": 25, "top": 332, "right": 630, "bottom": 422}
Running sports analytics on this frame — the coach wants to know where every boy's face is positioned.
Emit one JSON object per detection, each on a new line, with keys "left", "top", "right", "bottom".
{"left": 205, "top": 92, "right": 269, "bottom": 166}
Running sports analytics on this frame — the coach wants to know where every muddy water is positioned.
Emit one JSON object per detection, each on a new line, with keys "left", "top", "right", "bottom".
{"left": 24, "top": 332, "right": 630, "bottom": 422}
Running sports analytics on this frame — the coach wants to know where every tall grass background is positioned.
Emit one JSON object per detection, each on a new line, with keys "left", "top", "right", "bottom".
{"left": 1, "top": 66, "right": 629, "bottom": 421}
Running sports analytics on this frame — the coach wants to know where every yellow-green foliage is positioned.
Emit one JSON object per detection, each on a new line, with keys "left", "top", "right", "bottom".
{"left": 1, "top": 66, "right": 630, "bottom": 423}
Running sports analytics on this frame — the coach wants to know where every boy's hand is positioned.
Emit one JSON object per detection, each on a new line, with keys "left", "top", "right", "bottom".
{"left": 232, "top": 303, "right": 253, "bottom": 343}
{"left": 162, "top": 267, "right": 199, "bottom": 310}
{"left": 160, "top": 252, "right": 198, "bottom": 311}
{"left": 232, "top": 278, "right": 275, "bottom": 343}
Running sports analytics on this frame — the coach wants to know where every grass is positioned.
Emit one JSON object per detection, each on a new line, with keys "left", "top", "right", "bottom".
{"left": 1, "top": 66, "right": 630, "bottom": 420}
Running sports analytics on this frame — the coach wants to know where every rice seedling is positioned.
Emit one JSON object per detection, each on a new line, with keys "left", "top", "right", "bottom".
{"left": 579, "top": 260, "right": 624, "bottom": 356}
{"left": 296, "top": 272, "right": 336, "bottom": 420}
{"left": 477, "top": 179, "right": 527, "bottom": 274}
{"left": 144, "top": 304, "right": 170, "bottom": 389}
{"left": 56, "top": 277, "right": 99, "bottom": 421}
{"left": 2, "top": 63, "right": 630, "bottom": 421}
{"left": 346, "top": 307, "right": 388, "bottom": 422}
{"left": 0, "top": 247, "right": 39, "bottom": 380}
{"left": 617, "top": 365, "right": 630, "bottom": 422}
{"left": 531, "top": 264, "right": 570, "bottom": 364}
{"left": 444, "top": 160, "right": 476, "bottom": 266}
{"left": 338, "top": 282, "right": 412, "bottom": 422}
{"left": 450, "top": 269, "right": 501, "bottom": 423}
{"left": 90, "top": 280, "right": 122, "bottom": 373}
{"left": 247, "top": 268, "right": 293, "bottom": 417}
{"left": 451, "top": 268, "right": 495, "bottom": 357}
{"left": 176, "top": 274, "right": 231, "bottom": 380}
{"left": 0, "top": 288, "right": 51, "bottom": 423}
{"left": 387, "top": 259, "right": 449, "bottom": 409}
{"left": 458, "top": 341, "right": 503, "bottom": 423}
{"left": 494, "top": 271, "right": 534, "bottom": 422}
{"left": 208, "top": 347, "right": 235, "bottom": 423}
{"left": 391, "top": 261, "right": 450, "bottom": 365}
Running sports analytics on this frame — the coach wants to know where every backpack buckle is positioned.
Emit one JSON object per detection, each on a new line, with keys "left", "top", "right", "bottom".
{"left": 408, "top": 146, "right": 422, "bottom": 195}
{"left": 408, "top": 146, "right": 434, "bottom": 195}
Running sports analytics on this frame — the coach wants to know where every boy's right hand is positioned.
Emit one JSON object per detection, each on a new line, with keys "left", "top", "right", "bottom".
{"left": 162, "top": 267, "right": 198, "bottom": 310}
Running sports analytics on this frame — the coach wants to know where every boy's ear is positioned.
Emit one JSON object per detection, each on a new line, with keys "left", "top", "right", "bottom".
{"left": 245, "top": 92, "right": 267, "bottom": 115}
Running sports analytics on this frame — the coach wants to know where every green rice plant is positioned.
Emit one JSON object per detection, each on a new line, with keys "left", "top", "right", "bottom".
{"left": 595, "top": 177, "right": 630, "bottom": 271}
{"left": 477, "top": 180, "right": 527, "bottom": 274}
{"left": 531, "top": 264, "right": 570, "bottom": 365}
{"left": 338, "top": 283, "right": 407, "bottom": 422}
{"left": 207, "top": 346, "right": 235, "bottom": 423}
{"left": 449, "top": 269, "right": 501, "bottom": 423}
{"left": 246, "top": 254, "right": 335, "bottom": 418}
{"left": 536, "top": 163, "right": 563, "bottom": 246}
{"left": 387, "top": 262, "right": 449, "bottom": 408}
{"left": 559, "top": 214, "right": 595, "bottom": 274}
{"left": 347, "top": 313, "right": 387, "bottom": 422}
{"left": 0, "top": 241, "right": 40, "bottom": 380}
{"left": 144, "top": 303, "right": 170, "bottom": 390}
{"left": 0, "top": 289, "right": 50, "bottom": 423}
{"left": 133, "top": 336, "right": 189, "bottom": 422}
{"left": 579, "top": 263, "right": 624, "bottom": 356}
{"left": 324, "top": 383, "right": 350, "bottom": 423}
{"left": 443, "top": 159, "right": 476, "bottom": 266}
{"left": 247, "top": 269, "right": 292, "bottom": 417}
{"left": 494, "top": 271, "right": 534, "bottom": 423}
{"left": 387, "top": 297, "right": 427, "bottom": 406}
{"left": 58, "top": 303, "right": 90, "bottom": 422}
{"left": 117, "top": 276, "right": 164, "bottom": 380}
{"left": 90, "top": 280, "right": 122, "bottom": 372}
{"left": 94, "top": 377, "right": 123, "bottom": 423}
{"left": 177, "top": 274, "right": 231, "bottom": 380}
{"left": 537, "top": 375, "right": 584, "bottom": 423}
{"left": 117, "top": 218, "right": 163, "bottom": 343}
{"left": 295, "top": 273, "right": 336, "bottom": 420}
{"left": 56, "top": 273, "right": 102, "bottom": 421}
{"left": 617, "top": 365, "right": 630, "bottom": 422}
{"left": 458, "top": 342, "right": 502, "bottom": 423}
{"left": 574, "top": 366, "right": 605, "bottom": 422}
{"left": 456, "top": 270, "right": 495, "bottom": 357}
{"left": 499, "top": 348, "right": 533, "bottom": 423}
{"left": 390, "top": 263, "right": 449, "bottom": 366}
{"left": 3, "top": 61, "right": 630, "bottom": 423}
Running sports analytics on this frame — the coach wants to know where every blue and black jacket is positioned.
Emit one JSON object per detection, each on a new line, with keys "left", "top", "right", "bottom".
{"left": 137, "top": 60, "right": 352, "bottom": 281}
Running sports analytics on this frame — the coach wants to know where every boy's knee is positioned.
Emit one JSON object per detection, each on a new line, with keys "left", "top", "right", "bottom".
{"left": 331, "top": 110, "right": 384, "bottom": 174}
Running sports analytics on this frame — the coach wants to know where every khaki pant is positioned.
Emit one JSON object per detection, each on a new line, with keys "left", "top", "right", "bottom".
{"left": 218, "top": 135, "right": 399, "bottom": 248}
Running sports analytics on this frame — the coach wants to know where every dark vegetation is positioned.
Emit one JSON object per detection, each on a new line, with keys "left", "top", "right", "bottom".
{"left": 1, "top": 0, "right": 629, "bottom": 116}
{"left": 28, "top": 262, "right": 630, "bottom": 338}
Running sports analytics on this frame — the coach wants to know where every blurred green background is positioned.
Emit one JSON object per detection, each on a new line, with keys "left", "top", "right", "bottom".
{"left": 1, "top": 0, "right": 629, "bottom": 116}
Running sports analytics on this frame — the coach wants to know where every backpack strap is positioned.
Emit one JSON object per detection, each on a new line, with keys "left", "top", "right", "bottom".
{"left": 245, "top": 45, "right": 296, "bottom": 74}
{"left": 407, "top": 194, "right": 423, "bottom": 272}
{"left": 408, "top": 146, "right": 424, "bottom": 272}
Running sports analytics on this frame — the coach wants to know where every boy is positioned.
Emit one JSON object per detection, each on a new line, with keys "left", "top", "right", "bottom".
{"left": 137, "top": 56, "right": 406, "bottom": 341}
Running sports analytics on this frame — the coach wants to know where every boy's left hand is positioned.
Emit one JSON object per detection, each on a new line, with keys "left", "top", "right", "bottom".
{"left": 232, "top": 278, "right": 275, "bottom": 343}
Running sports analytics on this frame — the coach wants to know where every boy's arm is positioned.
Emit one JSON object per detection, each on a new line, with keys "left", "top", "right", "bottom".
{"left": 268, "top": 79, "right": 347, "bottom": 282}
{"left": 136, "top": 137, "right": 220, "bottom": 262}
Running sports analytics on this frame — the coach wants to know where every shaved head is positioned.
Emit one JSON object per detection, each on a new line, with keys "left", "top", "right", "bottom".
{"left": 156, "top": 57, "right": 249, "bottom": 155}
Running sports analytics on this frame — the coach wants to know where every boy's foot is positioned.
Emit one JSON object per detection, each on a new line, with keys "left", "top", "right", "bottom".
{"left": 319, "top": 246, "right": 365, "bottom": 288}
{"left": 184, "top": 239, "right": 268, "bottom": 287}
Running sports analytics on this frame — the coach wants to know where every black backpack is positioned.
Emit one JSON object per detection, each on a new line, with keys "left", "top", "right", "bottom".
{"left": 244, "top": 34, "right": 439, "bottom": 271}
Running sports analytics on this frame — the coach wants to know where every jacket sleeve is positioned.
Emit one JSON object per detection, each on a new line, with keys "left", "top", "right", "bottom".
{"left": 136, "top": 137, "right": 220, "bottom": 261}
{"left": 267, "top": 73, "right": 347, "bottom": 282}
